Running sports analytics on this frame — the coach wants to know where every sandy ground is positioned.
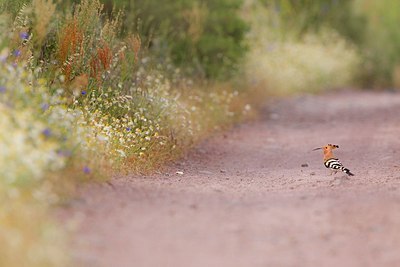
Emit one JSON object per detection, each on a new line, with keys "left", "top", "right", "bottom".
{"left": 62, "top": 90, "right": 400, "bottom": 267}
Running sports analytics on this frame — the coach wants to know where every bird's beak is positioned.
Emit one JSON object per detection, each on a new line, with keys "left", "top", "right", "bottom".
{"left": 312, "top": 147, "right": 322, "bottom": 151}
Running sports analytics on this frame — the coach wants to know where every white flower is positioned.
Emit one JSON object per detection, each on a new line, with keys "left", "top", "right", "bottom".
{"left": 116, "top": 149, "right": 126, "bottom": 158}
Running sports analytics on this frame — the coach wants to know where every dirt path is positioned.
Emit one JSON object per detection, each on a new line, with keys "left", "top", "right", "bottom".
{"left": 63, "top": 91, "right": 400, "bottom": 267}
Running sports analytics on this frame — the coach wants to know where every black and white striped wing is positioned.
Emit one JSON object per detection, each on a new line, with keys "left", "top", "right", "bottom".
{"left": 324, "top": 158, "right": 343, "bottom": 170}
{"left": 324, "top": 158, "right": 354, "bottom": 176}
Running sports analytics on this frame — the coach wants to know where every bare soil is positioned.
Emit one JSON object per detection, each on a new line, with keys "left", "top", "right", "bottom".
{"left": 62, "top": 90, "right": 400, "bottom": 267}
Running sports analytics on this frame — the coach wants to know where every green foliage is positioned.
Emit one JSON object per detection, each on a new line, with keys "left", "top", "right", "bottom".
{"left": 245, "top": 1, "right": 360, "bottom": 95}
{"left": 264, "top": 0, "right": 365, "bottom": 44}
{"left": 102, "top": 0, "right": 249, "bottom": 80}
{"left": 265, "top": 0, "right": 400, "bottom": 88}
{"left": 353, "top": 0, "right": 400, "bottom": 88}
{"left": 0, "top": 0, "right": 30, "bottom": 15}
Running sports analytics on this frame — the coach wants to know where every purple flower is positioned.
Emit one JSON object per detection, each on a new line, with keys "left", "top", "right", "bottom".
{"left": 19, "top": 32, "right": 29, "bottom": 40}
{"left": 42, "top": 128, "right": 51, "bottom": 137}
{"left": 0, "top": 86, "right": 5, "bottom": 93}
{"left": 41, "top": 103, "right": 49, "bottom": 111}
{"left": 83, "top": 166, "right": 91, "bottom": 174}
{"left": 126, "top": 127, "right": 131, "bottom": 131}
{"left": 13, "top": 49, "right": 21, "bottom": 57}
{"left": 57, "top": 149, "right": 72, "bottom": 157}
{"left": 81, "top": 90, "right": 87, "bottom": 95}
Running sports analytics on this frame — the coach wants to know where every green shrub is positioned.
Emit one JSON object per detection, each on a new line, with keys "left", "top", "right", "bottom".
{"left": 262, "top": 0, "right": 400, "bottom": 88}
{"left": 244, "top": 1, "right": 360, "bottom": 95}
{"left": 263, "top": 0, "right": 365, "bottom": 44}
{"left": 102, "top": 0, "right": 249, "bottom": 80}
{"left": 0, "top": 0, "right": 30, "bottom": 15}
{"left": 353, "top": 0, "right": 400, "bottom": 88}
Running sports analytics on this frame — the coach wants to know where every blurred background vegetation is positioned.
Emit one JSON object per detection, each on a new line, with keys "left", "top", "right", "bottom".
{"left": 2, "top": 0, "right": 400, "bottom": 88}
{"left": 107, "top": 0, "right": 249, "bottom": 80}
{"left": 248, "top": 0, "right": 400, "bottom": 89}
{"left": 1, "top": 0, "right": 400, "bottom": 266}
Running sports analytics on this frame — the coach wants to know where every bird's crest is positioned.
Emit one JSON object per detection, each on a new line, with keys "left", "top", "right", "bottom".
{"left": 312, "top": 144, "right": 339, "bottom": 151}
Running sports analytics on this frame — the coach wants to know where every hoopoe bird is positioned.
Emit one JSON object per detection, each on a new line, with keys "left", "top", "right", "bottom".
{"left": 313, "top": 144, "right": 354, "bottom": 176}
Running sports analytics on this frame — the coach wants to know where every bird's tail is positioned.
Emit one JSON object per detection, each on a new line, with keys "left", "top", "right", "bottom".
{"left": 341, "top": 167, "right": 354, "bottom": 176}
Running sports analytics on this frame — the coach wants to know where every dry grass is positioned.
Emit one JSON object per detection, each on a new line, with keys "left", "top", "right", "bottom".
{"left": 32, "top": 0, "right": 55, "bottom": 45}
